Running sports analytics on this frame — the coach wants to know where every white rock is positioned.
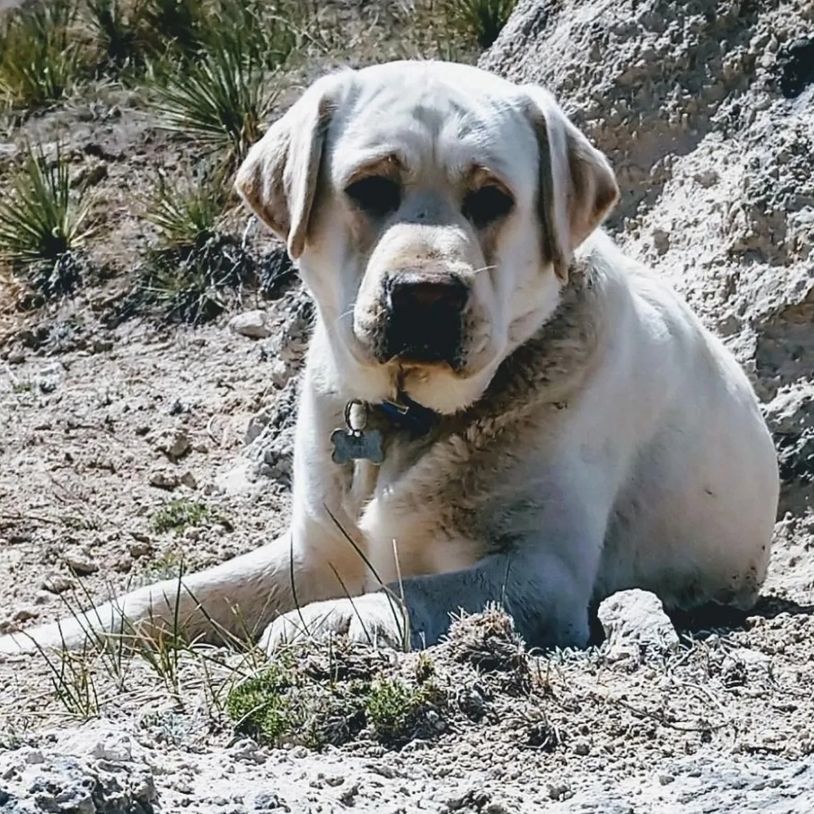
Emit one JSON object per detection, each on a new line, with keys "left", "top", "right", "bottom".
{"left": 597, "top": 589, "right": 679, "bottom": 659}
{"left": 214, "top": 460, "right": 262, "bottom": 496}
{"left": 229, "top": 310, "right": 272, "bottom": 339}
{"left": 64, "top": 552, "right": 99, "bottom": 576}
{"left": 155, "top": 428, "right": 191, "bottom": 461}
{"left": 41, "top": 572, "right": 75, "bottom": 594}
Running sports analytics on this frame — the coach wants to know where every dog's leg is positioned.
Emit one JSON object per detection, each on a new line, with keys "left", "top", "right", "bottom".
{"left": 397, "top": 546, "right": 597, "bottom": 649}
{"left": 263, "top": 489, "right": 608, "bottom": 652}
{"left": 261, "top": 544, "right": 599, "bottom": 653}
{"left": 0, "top": 512, "right": 365, "bottom": 655}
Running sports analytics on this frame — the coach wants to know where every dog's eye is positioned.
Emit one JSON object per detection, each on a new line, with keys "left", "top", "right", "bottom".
{"left": 463, "top": 185, "right": 514, "bottom": 228}
{"left": 345, "top": 176, "right": 401, "bottom": 216}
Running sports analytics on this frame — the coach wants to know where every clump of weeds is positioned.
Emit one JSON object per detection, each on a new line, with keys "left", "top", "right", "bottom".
{"left": 227, "top": 638, "right": 447, "bottom": 749}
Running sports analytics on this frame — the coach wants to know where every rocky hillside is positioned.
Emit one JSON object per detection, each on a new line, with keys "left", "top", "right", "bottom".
{"left": 484, "top": 0, "right": 813, "bottom": 592}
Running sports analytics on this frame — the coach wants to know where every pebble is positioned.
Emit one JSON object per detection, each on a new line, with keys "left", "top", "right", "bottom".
{"left": 64, "top": 552, "right": 99, "bottom": 576}
{"left": 12, "top": 607, "right": 37, "bottom": 622}
{"left": 229, "top": 310, "right": 273, "bottom": 339}
{"left": 149, "top": 468, "right": 180, "bottom": 490}
{"left": 40, "top": 572, "right": 75, "bottom": 594}
{"left": 155, "top": 428, "right": 192, "bottom": 461}
{"left": 180, "top": 470, "right": 198, "bottom": 489}
{"left": 128, "top": 538, "right": 153, "bottom": 558}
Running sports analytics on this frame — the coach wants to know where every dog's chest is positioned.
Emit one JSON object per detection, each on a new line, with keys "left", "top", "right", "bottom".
{"left": 338, "top": 436, "right": 479, "bottom": 586}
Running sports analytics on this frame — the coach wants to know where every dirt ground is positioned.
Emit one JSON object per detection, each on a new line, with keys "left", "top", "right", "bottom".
{"left": 1, "top": 0, "right": 813, "bottom": 812}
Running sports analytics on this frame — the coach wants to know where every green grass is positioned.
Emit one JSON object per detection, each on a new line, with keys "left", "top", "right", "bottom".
{"left": 227, "top": 644, "right": 445, "bottom": 750}
{"left": 129, "top": 169, "right": 255, "bottom": 323}
{"left": 145, "top": 170, "right": 223, "bottom": 249}
{"left": 0, "top": 142, "right": 94, "bottom": 297}
{"left": 0, "top": 0, "right": 82, "bottom": 111}
{"left": 227, "top": 660, "right": 371, "bottom": 750}
{"left": 141, "top": 0, "right": 207, "bottom": 57}
{"left": 225, "top": 656, "right": 299, "bottom": 744}
{"left": 151, "top": 499, "right": 217, "bottom": 533}
{"left": 365, "top": 676, "right": 444, "bottom": 746}
{"left": 85, "top": 0, "right": 149, "bottom": 73}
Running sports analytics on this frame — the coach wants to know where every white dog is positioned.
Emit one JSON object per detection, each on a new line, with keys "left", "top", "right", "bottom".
{"left": 0, "top": 62, "right": 779, "bottom": 656}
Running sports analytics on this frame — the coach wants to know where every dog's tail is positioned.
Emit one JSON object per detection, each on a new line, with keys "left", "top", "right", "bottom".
{"left": 0, "top": 541, "right": 293, "bottom": 656}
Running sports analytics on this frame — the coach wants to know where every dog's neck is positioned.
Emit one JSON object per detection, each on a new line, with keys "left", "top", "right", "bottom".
{"left": 473, "top": 255, "right": 606, "bottom": 419}
{"left": 341, "top": 255, "right": 607, "bottom": 467}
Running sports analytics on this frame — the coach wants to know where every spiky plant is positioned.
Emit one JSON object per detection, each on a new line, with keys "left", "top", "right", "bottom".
{"left": 442, "top": 0, "right": 516, "bottom": 48}
{"left": 141, "top": 0, "right": 206, "bottom": 57}
{"left": 85, "top": 0, "right": 147, "bottom": 71}
{"left": 0, "top": 0, "right": 83, "bottom": 110}
{"left": 0, "top": 143, "right": 94, "bottom": 297}
{"left": 144, "top": 171, "right": 223, "bottom": 248}
{"left": 134, "top": 170, "right": 254, "bottom": 323}
{"left": 151, "top": 40, "right": 279, "bottom": 164}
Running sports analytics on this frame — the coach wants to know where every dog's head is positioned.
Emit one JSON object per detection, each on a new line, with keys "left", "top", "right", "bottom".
{"left": 236, "top": 62, "right": 617, "bottom": 413}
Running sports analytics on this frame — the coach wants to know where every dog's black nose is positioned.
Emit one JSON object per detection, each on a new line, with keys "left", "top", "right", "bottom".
{"left": 383, "top": 272, "right": 468, "bottom": 365}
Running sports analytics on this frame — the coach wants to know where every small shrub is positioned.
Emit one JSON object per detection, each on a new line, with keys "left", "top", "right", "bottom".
{"left": 0, "top": 143, "right": 94, "bottom": 298}
{"left": 227, "top": 641, "right": 447, "bottom": 750}
{"left": 130, "top": 170, "right": 254, "bottom": 323}
{"left": 442, "top": 0, "right": 516, "bottom": 49}
{"left": 229, "top": 675, "right": 366, "bottom": 750}
{"left": 446, "top": 605, "right": 531, "bottom": 694}
{"left": 140, "top": 232, "right": 255, "bottom": 323}
{"left": 0, "top": 0, "right": 83, "bottom": 110}
{"left": 365, "top": 677, "right": 444, "bottom": 746}
{"left": 227, "top": 670, "right": 292, "bottom": 743}
{"left": 151, "top": 499, "right": 216, "bottom": 533}
{"left": 145, "top": 171, "right": 223, "bottom": 249}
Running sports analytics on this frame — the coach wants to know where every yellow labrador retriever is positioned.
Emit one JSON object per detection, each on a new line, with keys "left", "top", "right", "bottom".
{"left": 0, "top": 61, "right": 779, "bottom": 655}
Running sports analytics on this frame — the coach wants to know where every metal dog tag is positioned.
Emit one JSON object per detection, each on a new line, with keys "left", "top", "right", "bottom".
{"left": 331, "top": 400, "right": 384, "bottom": 465}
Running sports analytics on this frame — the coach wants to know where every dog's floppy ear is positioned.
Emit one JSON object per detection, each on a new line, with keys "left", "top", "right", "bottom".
{"left": 522, "top": 86, "right": 619, "bottom": 281}
{"left": 235, "top": 73, "right": 347, "bottom": 259}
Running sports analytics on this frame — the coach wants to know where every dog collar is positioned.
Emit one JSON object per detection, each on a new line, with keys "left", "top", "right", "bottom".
{"left": 374, "top": 395, "right": 437, "bottom": 438}
{"left": 330, "top": 394, "right": 437, "bottom": 465}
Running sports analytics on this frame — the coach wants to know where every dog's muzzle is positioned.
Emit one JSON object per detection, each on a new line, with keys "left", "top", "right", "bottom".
{"left": 379, "top": 270, "right": 468, "bottom": 367}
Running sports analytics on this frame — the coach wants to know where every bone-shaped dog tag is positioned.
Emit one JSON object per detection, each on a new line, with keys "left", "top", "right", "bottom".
{"left": 330, "top": 428, "right": 384, "bottom": 464}
{"left": 330, "top": 400, "right": 384, "bottom": 465}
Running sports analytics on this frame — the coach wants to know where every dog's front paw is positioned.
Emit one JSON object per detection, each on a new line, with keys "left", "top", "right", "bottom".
{"left": 259, "top": 593, "right": 406, "bottom": 655}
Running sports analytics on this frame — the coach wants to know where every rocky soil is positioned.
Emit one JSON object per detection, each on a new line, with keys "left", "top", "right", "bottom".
{"left": 1, "top": 0, "right": 813, "bottom": 812}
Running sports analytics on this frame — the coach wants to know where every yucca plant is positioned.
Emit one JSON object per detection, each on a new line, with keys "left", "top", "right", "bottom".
{"left": 133, "top": 170, "right": 254, "bottom": 323}
{"left": 141, "top": 0, "right": 206, "bottom": 57}
{"left": 212, "top": 0, "right": 298, "bottom": 70}
{"left": 0, "top": 0, "right": 83, "bottom": 110}
{"left": 85, "top": 0, "right": 148, "bottom": 72}
{"left": 442, "top": 0, "right": 516, "bottom": 49}
{"left": 144, "top": 171, "right": 223, "bottom": 248}
{"left": 0, "top": 143, "right": 94, "bottom": 297}
{"left": 151, "top": 40, "right": 279, "bottom": 165}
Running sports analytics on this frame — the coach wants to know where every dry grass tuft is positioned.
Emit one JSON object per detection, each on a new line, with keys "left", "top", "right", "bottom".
{"left": 447, "top": 604, "right": 529, "bottom": 674}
